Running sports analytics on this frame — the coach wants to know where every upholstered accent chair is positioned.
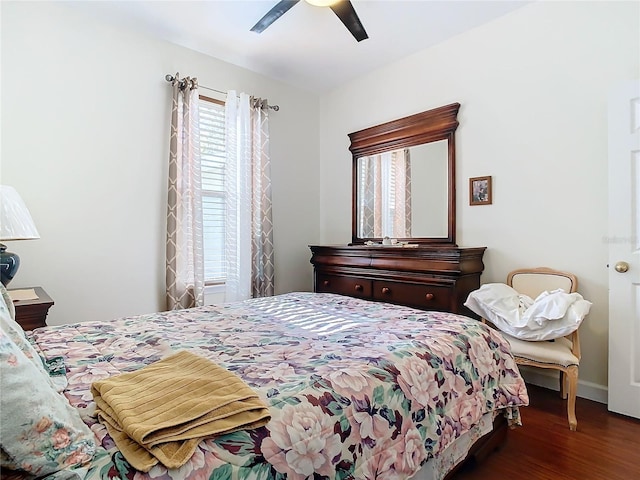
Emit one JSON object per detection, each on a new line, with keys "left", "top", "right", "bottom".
{"left": 484, "top": 268, "right": 583, "bottom": 431}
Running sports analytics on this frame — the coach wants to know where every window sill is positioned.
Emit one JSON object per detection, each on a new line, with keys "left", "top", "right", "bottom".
{"left": 204, "top": 283, "right": 225, "bottom": 305}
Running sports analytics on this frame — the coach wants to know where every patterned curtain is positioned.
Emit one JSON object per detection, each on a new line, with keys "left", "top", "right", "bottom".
{"left": 396, "top": 149, "right": 412, "bottom": 237}
{"left": 225, "top": 92, "right": 275, "bottom": 301}
{"left": 165, "top": 74, "right": 205, "bottom": 309}
{"left": 250, "top": 98, "right": 275, "bottom": 298}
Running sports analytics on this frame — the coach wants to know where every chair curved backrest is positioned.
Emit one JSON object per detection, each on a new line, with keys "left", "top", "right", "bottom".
{"left": 508, "top": 267, "right": 577, "bottom": 297}
{"left": 507, "top": 267, "right": 581, "bottom": 359}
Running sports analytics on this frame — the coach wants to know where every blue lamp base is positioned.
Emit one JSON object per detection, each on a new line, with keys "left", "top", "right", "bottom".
{"left": 0, "top": 243, "right": 20, "bottom": 287}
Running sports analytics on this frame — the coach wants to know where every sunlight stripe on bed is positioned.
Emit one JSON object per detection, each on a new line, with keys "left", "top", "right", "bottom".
{"left": 246, "top": 298, "right": 364, "bottom": 335}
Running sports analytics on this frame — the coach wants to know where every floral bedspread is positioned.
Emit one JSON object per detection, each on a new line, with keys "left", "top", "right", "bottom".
{"left": 29, "top": 292, "right": 529, "bottom": 480}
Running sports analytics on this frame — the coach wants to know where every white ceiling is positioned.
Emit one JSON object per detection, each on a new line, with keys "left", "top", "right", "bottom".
{"left": 64, "top": 0, "right": 530, "bottom": 93}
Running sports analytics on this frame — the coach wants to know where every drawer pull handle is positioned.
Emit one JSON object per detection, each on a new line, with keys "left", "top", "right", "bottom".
{"left": 425, "top": 293, "right": 435, "bottom": 301}
{"left": 322, "top": 280, "right": 330, "bottom": 287}
{"left": 355, "top": 284, "right": 363, "bottom": 292}
{"left": 381, "top": 287, "right": 391, "bottom": 295}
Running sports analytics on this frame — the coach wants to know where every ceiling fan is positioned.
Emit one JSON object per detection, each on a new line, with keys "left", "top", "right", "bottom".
{"left": 251, "top": 0, "right": 369, "bottom": 42}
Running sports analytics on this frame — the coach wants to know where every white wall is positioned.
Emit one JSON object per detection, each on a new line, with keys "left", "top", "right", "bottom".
{"left": 1, "top": 2, "right": 319, "bottom": 325}
{"left": 318, "top": 1, "right": 639, "bottom": 395}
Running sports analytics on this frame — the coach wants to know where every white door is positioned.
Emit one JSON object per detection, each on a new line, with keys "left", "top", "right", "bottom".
{"left": 608, "top": 79, "right": 640, "bottom": 418}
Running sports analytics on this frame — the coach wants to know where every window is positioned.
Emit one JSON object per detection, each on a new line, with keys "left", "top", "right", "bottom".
{"left": 356, "top": 149, "right": 412, "bottom": 239}
{"left": 199, "top": 96, "right": 226, "bottom": 283}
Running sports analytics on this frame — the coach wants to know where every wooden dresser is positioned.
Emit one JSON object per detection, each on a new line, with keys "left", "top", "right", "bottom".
{"left": 309, "top": 245, "right": 486, "bottom": 318}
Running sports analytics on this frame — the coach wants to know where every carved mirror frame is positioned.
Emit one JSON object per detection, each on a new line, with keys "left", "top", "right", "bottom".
{"left": 349, "top": 102, "right": 460, "bottom": 245}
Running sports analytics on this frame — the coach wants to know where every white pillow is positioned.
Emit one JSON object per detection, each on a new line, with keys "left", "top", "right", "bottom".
{"left": 465, "top": 283, "right": 591, "bottom": 341}
{"left": 522, "top": 289, "right": 592, "bottom": 331}
{"left": 464, "top": 283, "right": 531, "bottom": 327}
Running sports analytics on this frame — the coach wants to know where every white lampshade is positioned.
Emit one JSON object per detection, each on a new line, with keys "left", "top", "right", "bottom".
{"left": 305, "top": 0, "right": 340, "bottom": 6}
{"left": 0, "top": 185, "right": 40, "bottom": 241}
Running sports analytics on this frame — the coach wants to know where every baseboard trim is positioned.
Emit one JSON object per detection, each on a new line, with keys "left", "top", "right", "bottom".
{"left": 518, "top": 366, "right": 608, "bottom": 404}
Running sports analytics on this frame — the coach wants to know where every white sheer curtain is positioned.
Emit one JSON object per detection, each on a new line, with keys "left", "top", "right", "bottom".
{"left": 166, "top": 74, "right": 205, "bottom": 309}
{"left": 224, "top": 92, "right": 275, "bottom": 301}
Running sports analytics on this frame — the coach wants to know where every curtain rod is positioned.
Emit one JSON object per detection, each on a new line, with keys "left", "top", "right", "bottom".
{"left": 164, "top": 74, "right": 280, "bottom": 111}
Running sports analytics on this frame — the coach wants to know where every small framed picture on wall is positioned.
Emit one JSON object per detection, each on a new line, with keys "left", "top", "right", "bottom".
{"left": 469, "top": 176, "right": 492, "bottom": 206}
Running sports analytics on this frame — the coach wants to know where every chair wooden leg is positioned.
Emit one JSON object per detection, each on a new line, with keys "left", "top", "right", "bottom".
{"left": 566, "top": 366, "right": 579, "bottom": 431}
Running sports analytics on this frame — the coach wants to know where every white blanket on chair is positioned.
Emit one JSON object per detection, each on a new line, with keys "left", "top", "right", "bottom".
{"left": 464, "top": 283, "right": 592, "bottom": 341}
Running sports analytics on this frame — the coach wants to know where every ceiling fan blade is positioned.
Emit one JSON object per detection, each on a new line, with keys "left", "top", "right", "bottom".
{"left": 330, "top": 1, "right": 368, "bottom": 42}
{"left": 251, "top": 0, "right": 300, "bottom": 34}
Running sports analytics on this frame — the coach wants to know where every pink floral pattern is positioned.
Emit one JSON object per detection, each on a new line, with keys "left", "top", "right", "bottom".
{"left": 27, "top": 292, "right": 529, "bottom": 480}
{"left": 0, "top": 330, "right": 96, "bottom": 477}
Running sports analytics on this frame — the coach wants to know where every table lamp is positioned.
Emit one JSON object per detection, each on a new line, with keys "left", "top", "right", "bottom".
{"left": 0, "top": 185, "right": 40, "bottom": 286}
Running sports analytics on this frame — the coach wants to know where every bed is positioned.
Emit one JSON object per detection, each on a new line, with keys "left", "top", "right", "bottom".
{"left": 1, "top": 291, "right": 528, "bottom": 480}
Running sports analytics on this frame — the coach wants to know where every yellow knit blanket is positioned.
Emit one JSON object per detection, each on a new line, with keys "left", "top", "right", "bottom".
{"left": 91, "top": 350, "right": 271, "bottom": 472}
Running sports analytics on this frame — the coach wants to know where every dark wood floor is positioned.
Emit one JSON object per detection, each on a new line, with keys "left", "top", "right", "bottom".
{"left": 455, "top": 384, "right": 640, "bottom": 480}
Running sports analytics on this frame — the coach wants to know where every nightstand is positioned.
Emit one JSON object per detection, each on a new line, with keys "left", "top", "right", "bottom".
{"left": 9, "top": 286, "right": 54, "bottom": 331}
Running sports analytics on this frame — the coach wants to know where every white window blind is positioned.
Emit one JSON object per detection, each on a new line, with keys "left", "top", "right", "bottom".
{"left": 199, "top": 97, "right": 226, "bottom": 283}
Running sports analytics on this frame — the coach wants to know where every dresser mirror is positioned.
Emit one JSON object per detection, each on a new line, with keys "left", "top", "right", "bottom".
{"left": 349, "top": 103, "right": 460, "bottom": 245}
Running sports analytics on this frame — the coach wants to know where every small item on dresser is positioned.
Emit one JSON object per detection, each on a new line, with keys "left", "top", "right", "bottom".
{"left": 7, "top": 288, "right": 39, "bottom": 302}
{"left": 382, "top": 236, "right": 391, "bottom": 245}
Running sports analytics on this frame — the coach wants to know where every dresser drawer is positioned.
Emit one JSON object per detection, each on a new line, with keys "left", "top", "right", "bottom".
{"left": 316, "top": 274, "right": 372, "bottom": 299}
{"left": 372, "top": 280, "right": 453, "bottom": 311}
